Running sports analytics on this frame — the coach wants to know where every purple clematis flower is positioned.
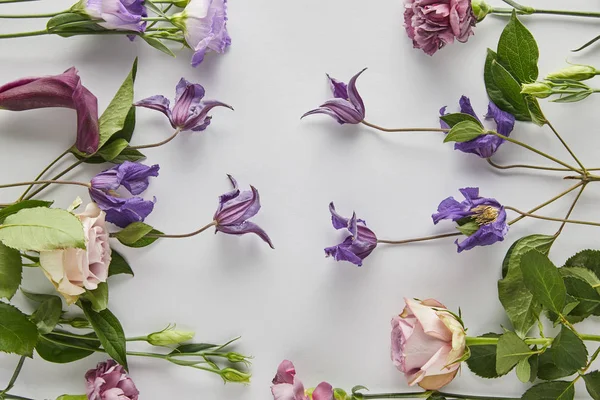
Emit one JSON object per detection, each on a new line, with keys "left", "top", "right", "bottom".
{"left": 440, "top": 96, "right": 515, "bottom": 158}
{"left": 302, "top": 69, "right": 367, "bottom": 125}
{"left": 432, "top": 187, "right": 508, "bottom": 253}
{"left": 172, "top": 0, "right": 231, "bottom": 67}
{"left": 325, "top": 202, "right": 378, "bottom": 266}
{"left": 213, "top": 175, "right": 274, "bottom": 248}
{"left": 89, "top": 161, "right": 159, "bottom": 228}
{"left": 0, "top": 67, "right": 99, "bottom": 154}
{"left": 77, "top": 0, "right": 148, "bottom": 32}
{"left": 135, "top": 78, "right": 232, "bottom": 132}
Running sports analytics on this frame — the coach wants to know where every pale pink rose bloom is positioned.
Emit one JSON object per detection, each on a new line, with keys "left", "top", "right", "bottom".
{"left": 271, "top": 360, "right": 333, "bottom": 400}
{"left": 391, "top": 298, "right": 466, "bottom": 390}
{"left": 404, "top": 0, "right": 476, "bottom": 55}
{"left": 40, "top": 203, "right": 111, "bottom": 304}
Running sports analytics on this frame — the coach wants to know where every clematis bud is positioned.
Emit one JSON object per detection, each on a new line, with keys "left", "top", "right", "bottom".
{"left": 147, "top": 326, "right": 195, "bottom": 346}
{"left": 546, "top": 64, "right": 598, "bottom": 82}
{"left": 219, "top": 368, "right": 252, "bottom": 383}
{"left": 521, "top": 81, "right": 554, "bottom": 98}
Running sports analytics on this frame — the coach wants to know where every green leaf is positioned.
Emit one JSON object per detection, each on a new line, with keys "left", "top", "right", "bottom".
{"left": 456, "top": 221, "right": 480, "bottom": 236}
{"left": 96, "top": 59, "right": 138, "bottom": 150}
{"left": 36, "top": 331, "right": 100, "bottom": 363}
{"left": 21, "top": 289, "right": 57, "bottom": 303}
{"left": 525, "top": 95, "right": 547, "bottom": 126}
{"left": 169, "top": 342, "right": 218, "bottom": 355}
{"left": 46, "top": 13, "right": 91, "bottom": 31}
{"left": 466, "top": 333, "right": 502, "bottom": 378}
{"left": 96, "top": 139, "right": 129, "bottom": 162}
{"left": 484, "top": 49, "right": 531, "bottom": 121}
{"left": 551, "top": 325, "right": 587, "bottom": 371}
{"left": 108, "top": 250, "right": 134, "bottom": 277}
{"left": 0, "top": 242, "right": 22, "bottom": 299}
{"left": 111, "top": 147, "right": 146, "bottom": 164}
{"left": 516, "top": 356, "right": 532, "bottom": 383}
{"left": 497, "top": 12, "right": 539, "bottom": 84}
{"left": 583, "top": 371, "right": 600, "bottom": 400}
{"left": 564, "top": 250, "right": 600, "bottom": 284}
{"left": 537, "top": 349, "right": 578, "bottom": 380}
{"left": 114, "top": 222, "right": 162, "bottom": 248}
{"left": 142, "top": 36, "right": 176, "bottom": 57}
{"left": 0, "top": 302, "right": 38, "bottom": 356}
{"left": 351, "top": 385, "right": 369, "bottom": 394}
{"left": 498, "top": 235, "right": 554, "bottom": 337}
{"left": 443, "top": 120, "right": 485, "bottom": 143}
{"left": 562, "top": 277, "right": 600, "bottom": 320}
{"left": 427, "top": 395, "right": 446, "bottom": 400}
{"left": 520, "top": 250, "right": 566, "bottom": 315}
{"left": 111, "top": 105, "right": 136, "bottom": 143}
{"left": 560, "top": 267, "right": 600, "bottom": 288}
{"left": 527, "top": 353, "right": 539, "bottom": 383}
{"left": 30, "top": 296, "right": 62, "bottom": 334}
{"left": 81, "top": 282, "right": 108, "bottom": 312}
{"left": 439, "top": 112, "right": 482, "bottom": 128}
{"left": 56, "top": 395, "right": 87, "bottom": 400}
{"left": 0, "top": 200, "right": 53, "bottom": 224}
{"left": 496, "top": 331, "right": 532, "bottom": 375}
{"left": 81, "top": 302, "right": 128, "bottom": 370}
{"left": 0, "top": 207, "right": 85, "bottom": 251}
{"left": 521, "top": 381, "right": 574, "bottom": 400}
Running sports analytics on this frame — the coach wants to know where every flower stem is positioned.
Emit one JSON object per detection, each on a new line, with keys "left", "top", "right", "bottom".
{"left": 466, "top": 336, "right": 552, "bottom": 346}
{"left": 0, "top": 180, "right": 89, "bottom": 190}
{"left": 554, "top": 183, "right": 587, "bottom": 238}
{"left": 505, "top": 205, "right": 600, "bottom": 228}
{"left": 361, "top": 120, "right": 447, "bottom": 133}
{"left": 147, "top": 221, "right": 217, "bottom": 239}
{"left": 0, "top": 11, "right": 65, "bottom": 18}
{"left": 18, "top": 149, "right": 70, "bottom": 201}
{"left": 0, "top": 0, "right": 39, "bottom": 3}
{"left": 0, "top": 29, "right": 48, "bottom": 39}
{"left": 361, "top": 392, "right": 519, "bottom": 400}
{"left": 486, "top": 158, "right": 572, "bottom": 172}
{"left": 545, "top": 120, "right": 586, "bottom": 173}
{"left": 377, "top": 232, "right": 462, "bottom": 245}
{"left": 131, "top": 128, "right": 182, "bottom": 150}
{"left": 0, "top": 356, "right": 26, "bottom": 396}
{"left": 508, "top": 182, "right": 583, "bottom": 225}
{"left": 489, "top": 131, "right": 580, "bottom": 173}
{"left": 23, "top": 159, "right": 84, "bottom": 200}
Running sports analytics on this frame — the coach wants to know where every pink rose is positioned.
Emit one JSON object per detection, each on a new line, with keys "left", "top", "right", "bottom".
{"left": 40, "top": 203, "right": 111, "bottom": 304}
{"left": 85, "top": 359, "right": 139, "bottom": 400}
{"left": 404, "top": 0, "right": 476, "bottom": 55}
{"left": 271, "top": 360, "right": 333, "bottom": 400}
{"left": 391, "top": 298, "right": 466, "bottom": 390}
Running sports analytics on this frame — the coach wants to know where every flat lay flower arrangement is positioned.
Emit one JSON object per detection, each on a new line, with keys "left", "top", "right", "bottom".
{"left": 1, "top": 0, "right": 600, "bottom": 400}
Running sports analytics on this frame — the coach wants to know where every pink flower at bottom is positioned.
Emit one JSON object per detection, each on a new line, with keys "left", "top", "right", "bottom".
{"left": 404, "top": 0, "right": 476, "bottom": 55}
{"left": 271, "top": 360, "right": 333, "bottom": 400}
{"left": 85, "top": 360, "right": 139, "bottom": 400}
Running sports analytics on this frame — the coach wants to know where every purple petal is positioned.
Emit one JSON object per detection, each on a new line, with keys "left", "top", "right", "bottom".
{"left": 215, "top": 186, "right": 260, "bottom": 225}
{"left": 329, "top": 202, "right": 349, "bottom": 230}
{"left": 301, "top": 107, "right": 348, "bottom": 125}
{"left": 183, "top": 100, "right": 233, "bottom": 131}
{"left": 347, "top": 68, "right": 367, "bottom": 117}
{"left": 117, "top": 162, "right": 160, "bottom": 195}
{"left": 312, "top": 382, "right": 334, "bottom": 400}
{"left": 327, "top": 74, "right": 349, "bottom": 99}
{"left": 216, "top": 221, "right": 274, "bottom": 249}
{"left": 458, "top": 96, "right": 481, "bottom": 122}
{"left": 348, "top": 212, "right": 358, "bottom": 238}
{"left": 485, "top": 101, "right": 515, "bottom": 137}
{"left": 459, "top": 187, "right": 480, "bottom": 202}
{"left": 325, "top": 241, "right": 365, "bottom": 266}
{"left": 439, "top": 106, "right": 450, "bottom": 129}
{"left": 135, "top": 95, "right": 172, "bottom": 123}
{"left": 89, "top": 188, "right": 155, "bottom": 228}
{"left": 191, "top": 115, "right": 212, "bottom": 132}
{"left": 172, "top": 79, "right": 205, "bottom": 128}
{"left": 72, "top": 76, "right": 100, "bottom": 155}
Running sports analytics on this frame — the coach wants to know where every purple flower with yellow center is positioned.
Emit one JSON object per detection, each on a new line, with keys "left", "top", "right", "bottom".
{"left": 135, "top": 78, "right": 232, "bottom": 132}
{"left": 213, "top": 175, "right": 274, "bottom": 248}
{"left": 89, "top": 161, "right": 159, "bottom": 228}
{"left": 432, "top": 187, "right": 508, "bottom": 253}
{"left": 75, "top": 0, "right": 148, "bottom": 33}
{"left": 440, "top": 96, "right": 515, "bottom": 158}
{"left": 302, "top": 69, "right": 367, "bottom": 124}
{"left": 325, "top": 202, "right": 378, "bottom": 266}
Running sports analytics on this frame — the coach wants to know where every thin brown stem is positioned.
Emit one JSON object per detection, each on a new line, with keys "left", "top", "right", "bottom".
{"left": 131, "top": 128, "right": 181, "bottom": 150}
{"left": 505, "top": 206, "right": 600, "bottom": 228}
{"left": 486, "top": 158, "right": 572, "bottom": 172}
{"left": 555, "top": 183, "right": 587, "bottom": 238}
{"left": 508, "top": 182, "right": 583, "bottom": 225}
{"left": 546, "top": 120, "right": 586, "bottom": 173}
{"left": 377, "top": 232, "right": 462, "bottom": 245}
{"left": 18, "top": 148, "right": 70, "bottom": 201}
{"left": 0, "top": 180, "right": 89, "bottom": 189}
{"left": 146, "top": 221, "right": 217, "bottom": 239}
{"left": 361, "top": 120, "right": 447, "bottom": 133}
{"left": 23, "top": 160, "right": 84, "bottom": 200}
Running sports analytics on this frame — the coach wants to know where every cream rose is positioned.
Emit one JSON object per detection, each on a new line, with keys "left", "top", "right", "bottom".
{"left": 40, "top": 203, "right": 111, "bottom": 304}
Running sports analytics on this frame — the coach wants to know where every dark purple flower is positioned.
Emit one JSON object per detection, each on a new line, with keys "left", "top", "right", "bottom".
{"left": 440, "top": 96, "right": 515, "bottom": 158}
{"left": 89, "top": 161, "right": 159, "bottom": 228}
{"left": 85, "top": 359, "right": 139, "bottom": 400}
{"left": 325, "top": 202, "right": 378, "bottom": 266}
{"left": 213, "top": 175, "right": 274, "bottom": 248}
{"left": 432, "top": 187, "right": 508, "bottom": 252}
{"left": 404, "top": 0, "right": 476, "bottom": 55}
{"left": 302, "top": 69, "right": 367, "bottom": 124}
{"left": 80, "top": 0, "right": 148, "bottom": 32}
{"left": 0, "top": 67, "right": 99, "bottom": 154}
{"left": 135, "top": 78, "right": 232, "bottom": 132}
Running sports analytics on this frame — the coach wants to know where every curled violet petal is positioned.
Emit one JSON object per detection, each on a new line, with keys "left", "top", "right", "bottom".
{"left": 325, "top": 203, "right": 377, "bottom": 266}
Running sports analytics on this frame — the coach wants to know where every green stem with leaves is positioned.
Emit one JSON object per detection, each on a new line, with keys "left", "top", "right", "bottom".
{"left": 496, "top": 0, "right": 600, "bottom": 18}
{"left": 361, "top": 121, "right": 447, "bottom": 133}
{"left": 0, "top": 11, "right": 65, "bottom": 18}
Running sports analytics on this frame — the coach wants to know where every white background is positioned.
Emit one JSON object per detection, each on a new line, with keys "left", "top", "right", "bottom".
{"left": 1, "top": 0, "right": 600, "bottom": 399}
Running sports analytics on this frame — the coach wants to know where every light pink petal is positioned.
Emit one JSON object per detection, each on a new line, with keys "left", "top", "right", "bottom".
{"left": 312, "top": 382, "right": 334, "bottom": 400}
{"left": 271, "top": 383, "right": 296, "bottom": 400}
{"left": 405, "top": 298, "right": 451, "bottom": 341}
{"left": 402, "top": 322, "right": 450, "bottom": 374}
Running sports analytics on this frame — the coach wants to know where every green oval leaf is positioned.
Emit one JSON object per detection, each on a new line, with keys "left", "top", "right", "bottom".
{"left": 108, "top": 250, "right": 134, "bottom": 277}
{"left": 443, "top": 120, "right": 485, "bottom": 143}
{"left": 551, "top": 325, "right": 587, "bottom": 371}
{"left": 583, "top": 370, "right": 600, "bottom": 400}
{"left": 520, "top": 250, "right": 566, "bottom": 315}
{"left": 537, "top": 349, "right": 578, "bottom": 381}
{"left": 0, "top": 200, "right": 53, "bottom": 224}
{"left": 496, "top": 331, "right": 532, "bottom": 375}
{"left": 81, "top": 302, "right": 128, "bottom": 370}
{"left": 0, "top": 242, "right": 22, "bottom": 299}
{"left": 31, "top": 296, "right": 63, "bottom": 334}
{"left": 497, "top": 12, "right": 539, "bottom": 84}
{"left": 439, "top": 112, "right": 482, "bottom": 128}
{"left": 521, "top": 381, "right": 574, "bottom": 400}
{"left": 36, "top": 331, "right": 100, "bottom": 363}
{"left": 0, "top": 302, "right": 38, "bottom": 356}
{"left": 81, "top": 282, "right": 109, "bottom": 312}
{"left": 466, "top": 333, "right": 503, "bottom": 378}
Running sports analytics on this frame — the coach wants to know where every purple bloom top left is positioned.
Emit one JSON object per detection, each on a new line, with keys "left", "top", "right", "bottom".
{"left": 135, "top": 78, "right": 232, "bottom": 132}
{"left": 213, "top": 175, "right": 274, "bottom": 248}
{"left": 325, "top": 202, "right": 378, "bottom": 267}
{"left": 86, "top": 359, "right": 139, "bottom": 400}
{"left": 440, "top": 96, "right": 515, "bottom": 158}
{"left": 76, "top": 0, "right": 148, "bottom": 32}
{"left": 432, "top": 187, "right": 508, "bottom": 253}
{"left": 89, "top": 161, "right": 159, "bottom": 228}
{"left": 302, "top": 69, "right": 367, "bottom": 125}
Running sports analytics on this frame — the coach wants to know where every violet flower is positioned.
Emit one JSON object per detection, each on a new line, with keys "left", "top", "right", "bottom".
{"left": 440, "top": 96, "right": 515, "bottom": 158}
{"left": 135, "top": 78, "right": 232, "bottom": 132}
{"left": 0, "top": 67, "right": 99, "bottom": 154}
{"left": 75, "top": 0, "right": 148, "bottom": 32}
{"left": 85, "top": 359, "right": 139, "bottom": 400}
{"left": 171, "top": 0, "right": 231, "bottom": 67}
{"left": 214, "top": 175, "right": 274, "bottom": 248}
{"left": 302, "top": 69, "right": 367, "bottom": 125}
{"left": 89, "top": 161, "right": 159, "bottom": 228}
{"left": 432, "top": 187, "right": 508, "bottom": 252}
{"left": 325, "top": 202, "right": 377, "bottom": 266}
{"left": 404, "top": 0, "right": 476, "bottom": 55}
{"left": 271, "top": 360, "right": 333, "bottom": 400}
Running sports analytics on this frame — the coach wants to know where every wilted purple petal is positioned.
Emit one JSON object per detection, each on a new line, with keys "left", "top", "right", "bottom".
{"left": 329, "top": 202, "right": 349, "bottom": 230}
{"left": 326, "top": 204, "right": 378, "bottom": 266}
{"left": 485, "top": 102, "right": 515, "bottom": 137}
{"left": 134, "top": 95, "right": 172, "bottom": 119}
{"left": 183, "top": 100, "right": 233, "bottom": 131}
{"left": 216, "top": 221, "right": 274, "bottom": 249}
{"left": 325, "top": 239, "right": 364, "bottom": 266}
{"left": 84, "top": 0, "right": 147, "bottom": 32}
{"left": 89, "top": 188, "right": 155, "bottom": 228}
{"left": 328, "top": 74, "right": 348, "bottom": 99}
{"left": 458, "top": 96, "right": 480, "bottom": 122}
{"left": 347, "top": 68, "right": 367, "bottom": 116}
